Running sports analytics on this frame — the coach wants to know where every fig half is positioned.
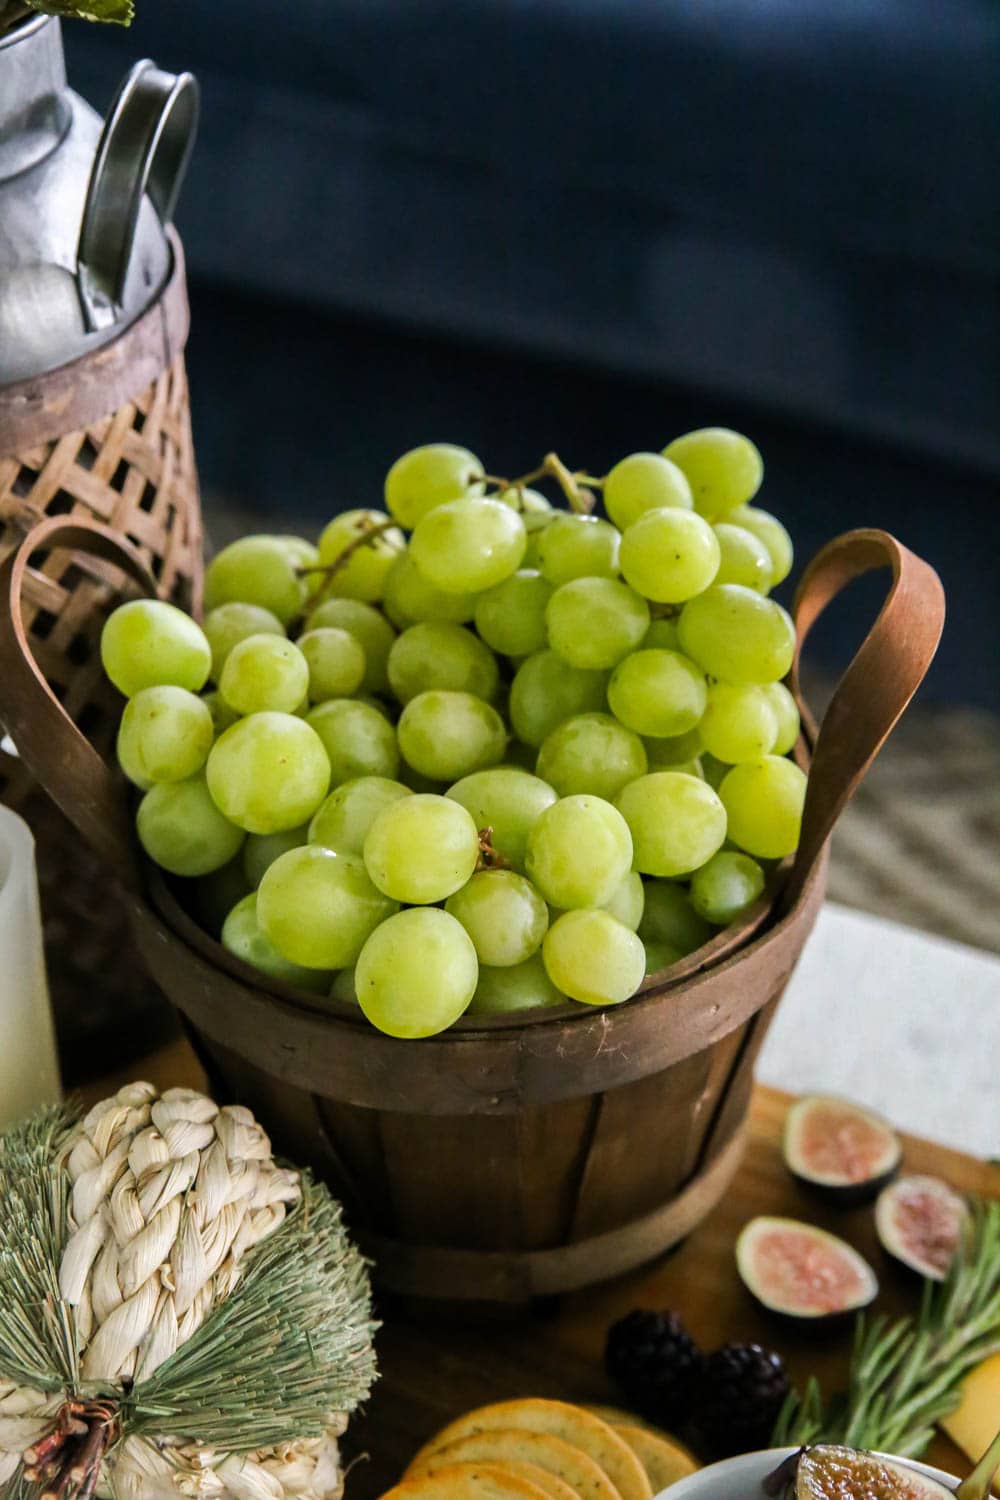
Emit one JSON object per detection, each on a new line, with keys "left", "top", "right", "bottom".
{"left": 875, "top": 1174, "right": 968, "bottom": 1281}
{"left": 765, "top": 1446, "right": 954, "bottom": 1500}
{"left": 783, "top": 1094, "right": 902, "bottom": 1205}
{"left": 736, "top": 1216, "right": 878, "bottom": 1320}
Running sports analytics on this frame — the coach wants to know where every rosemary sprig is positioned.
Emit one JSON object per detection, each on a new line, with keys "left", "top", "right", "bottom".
{"left": 773, "top": 1198, "right": 1000, "bottom": 1457}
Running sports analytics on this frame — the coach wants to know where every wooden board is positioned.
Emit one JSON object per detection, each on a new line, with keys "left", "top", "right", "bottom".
{"left": 82, "top": 1039, "right": 999, "bottom": 1499}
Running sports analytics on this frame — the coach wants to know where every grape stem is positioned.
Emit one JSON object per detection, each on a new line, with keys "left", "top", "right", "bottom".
{"left": 295, "top": 518, "right": 400, "bottom": 614}
{"left": 475, "top": 827, "right": 511, "bottom": 872}
{"left": 483, "top": 453, "right": 603, "bottom": 514}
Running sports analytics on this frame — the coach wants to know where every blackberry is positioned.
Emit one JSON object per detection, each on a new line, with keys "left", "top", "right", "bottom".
{"left": 692, "top": 1342, "right": 790, "bottom": 1457}
{"left": 604, "top": 1309, "right": 704, "bottom": 1426}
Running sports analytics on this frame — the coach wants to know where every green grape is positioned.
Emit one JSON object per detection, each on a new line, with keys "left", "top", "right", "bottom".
{"left": 397, "top": 690, "right": 506, "bottom": 781}
{"left": 410, "top": 497, "right": 526, "bottom": 593}
{"left": 719, "top": 755, "right": 807, "bottom": 858}
{"left": 445, "top": 768, "right": 557, "bottom": 869}
{"left": 474, "top": 570, "right": 552, "bottom": 657}
{"left": 643, "top": 727, "right": 703, "bottom": 770}
{"left": 445, "top": 870, "right": 548, "bottom": 966}
{"left": 678, "top": 585, "right": 796, "bottom": 684}
{"left": 725, "top": 504, "right": 793, "bottom": 586}
{"left": 309, "top": 776, "right": 411, "bottom": 855}
{"left": 689, "top": 850, "right": 766, "bottom": 925}
{"left": 607, "top": 648, "right": 707, "bottom": 738}
{"left": 355, "top": 907, "right": 478, "bottom": 1038}
{"left": 297, "top": 627, "right": 366, "bottom": 702}
{"left": 219, "top": 634, "right": 310, "bottom": 715}
{"left": 116, "top": 686, "right": 213, "bottom": 786}
{"left": 136, "top": 774, "right": 245, "bottom": 876}
{"left": 203, "top": 690, "right": 240, "bottom": 737}
{"left": 497, "top": 486, "right": 553, "bottom": 521}
{"left": 535, "top": 513, "right": 620, "bottom": 586}
{"left": 257, "top": 844, "right": 396, "bottom": 968}
{"left": 712, "top": 522, "right": 773, "bottom": 592}
{"left": 101, "top": 599, "right": 211, "bottom": 698}
{"left": 467, "top": 952, "right": 566, "bottom": 1015}
{"left": 206, "top": 712, "right": 330, "bottom": 833}
{"left": 363, "top": 793, "right": 480, "bottom": 903}
{"left": 329, "top": 967, "right": 358, "bottom": 1004}
{"left": 643, "top": 616, "right": 681, "bottom": 652}
{"left": 316, "top": 508, "right": 406, "bottom": 602}
{"left": 603, "top": 451, "right": 693, "bottom": 529}
{"left": 509, "top": 650, "right": 609, "bottom": 747}
{"left": 222, "top": 892, "right": 333, "bottom": 993}
{"left": 387, "top": 622, "right": 499, "bottom": 705}
{"left": 304, "top": 598, "right": 396, "bottom": 695}
{"left": 264, "top": 534, "right": 321, "bottom": 596}
{"left": 616, "top": 771, "right": 727, "bottom": 876}
{"left": 545, "top": 577, "right": 650, "bottom": 669}
{"left": 542, "top": 909, "right": 645, "bottom": 1006}
{"left": 384, "top": 443, "right": 485, "bottom": 528}
{"left": 700, "top": 752, "right": 730, "bottom": 791}
{"left": 306, "top": 698, "right": 400, "bottom": 784}
{"left": 203, "top": 601, "right": 286, "bottom": 681}
{"left": 639, "top": 880, "right": 713, "bottom": 953}
{"left": 194, "top": 857, "right": 251, "bottom": 936}
{"left": 699, "top": 681, "right": 780, "bottom": 763}
{"left": 619, "top": 507, "right": 721, "bottom": 603}
{"left": 242, "top": 823, "right": 310, "bottom": 888}
{"left": 525, "top": 794, "right": 632, "bottom": 909}
{"left": 763, "top": 681, "right": 801, "bottom": 754}
{"left": 663, "top": 427, "right": 763, "bottom": 520}
{"left": 644, "top": 940, "right": 684, "bottom": 976}
{"left": 204, "top": 536, "right": 309, "bottom": 626}
{"left": 536, "top": 712, "right": 647, "bottom": 800}
{"left": 602, "top": 869, "right": 645, "bottom": 931}
{"left": 381, "top": 553, "right": 480, "bottom": 627}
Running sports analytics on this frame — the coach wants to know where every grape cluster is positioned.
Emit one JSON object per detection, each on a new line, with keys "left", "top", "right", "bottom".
{"left": 99, "top": 427, "right": 807, "bottom": 1039}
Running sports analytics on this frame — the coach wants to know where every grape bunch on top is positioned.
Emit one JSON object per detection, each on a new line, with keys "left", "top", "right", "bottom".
{"left": 99, "top": 427, "right": 806, "bottom": 1039}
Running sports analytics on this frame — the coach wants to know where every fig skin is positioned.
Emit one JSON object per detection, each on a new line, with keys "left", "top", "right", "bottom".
{"left": 736, "top": 1216, "right": 879, "bottom": 1325}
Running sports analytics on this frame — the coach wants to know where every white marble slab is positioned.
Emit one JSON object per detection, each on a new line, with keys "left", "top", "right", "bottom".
{"left": 757, "top": 902, "right": 1000, "bottom": 1160}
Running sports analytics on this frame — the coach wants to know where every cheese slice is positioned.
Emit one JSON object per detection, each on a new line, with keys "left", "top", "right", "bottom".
{"left": 940, "top": 1352, "right": 1000, "bottom": 1494}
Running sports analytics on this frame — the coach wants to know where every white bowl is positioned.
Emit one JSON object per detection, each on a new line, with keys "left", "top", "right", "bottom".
{"left": 657, "top": 1447, "right": 958, "bottom": 1500}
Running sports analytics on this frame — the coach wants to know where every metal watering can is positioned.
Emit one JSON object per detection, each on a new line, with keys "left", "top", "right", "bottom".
{"left": 0, "top": 12, "right": 198, "bottom": 384}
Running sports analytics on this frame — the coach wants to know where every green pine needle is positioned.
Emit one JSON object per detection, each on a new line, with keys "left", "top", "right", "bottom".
{"left": 772, "top": 1197, "right": 1000, "bottom": 1457}
{"left": 0, "top": 1107, "right": 377, "bottom": 1464}
{"left": 0, "top": 1105, "right": 80, "bottom": 1391}
{"left": 130, "top": 1174, "right": 379, "bottom": 1451}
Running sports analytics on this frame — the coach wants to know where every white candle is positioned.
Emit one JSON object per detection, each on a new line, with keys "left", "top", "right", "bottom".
{"left": 0, "top": 805, "right": 61, "bottom": 1129}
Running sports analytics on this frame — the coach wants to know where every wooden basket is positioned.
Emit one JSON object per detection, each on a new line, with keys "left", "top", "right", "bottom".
{"left": 0, "top": 519, "right": 944, "bottom": 1301}
{"left": 0, "top": 234, "right": 202, "bottom": 1080}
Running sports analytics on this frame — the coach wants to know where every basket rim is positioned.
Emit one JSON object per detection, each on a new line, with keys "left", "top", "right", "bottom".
{"left": 149, "top": 857, "right": 790, "bottom": 1033}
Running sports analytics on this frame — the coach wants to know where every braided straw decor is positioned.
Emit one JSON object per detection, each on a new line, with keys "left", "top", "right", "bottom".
{"left": 0, "top": 350, "right": 202, "bottom": 1078}
{"left": 0, "top": 1083, "right": 348, "bottom": 1500}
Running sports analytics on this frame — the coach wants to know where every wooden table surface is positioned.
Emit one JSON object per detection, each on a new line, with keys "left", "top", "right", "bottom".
{"left": 84, "top": 1037, "right": 999, "bottom": 1499}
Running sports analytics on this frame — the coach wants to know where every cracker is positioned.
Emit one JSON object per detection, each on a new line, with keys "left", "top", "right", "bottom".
{"left": 408, "top": 1429, "right": 609, "bottom": 1500}
{"left": 412, "top": 1400, "right": 651, "bottom": 1500}
{"left": 382, "top": 1463, "right": 552, "bottom": 1500}
{"left": 611, "top": 1428, "right": 698, "bottom": 1493}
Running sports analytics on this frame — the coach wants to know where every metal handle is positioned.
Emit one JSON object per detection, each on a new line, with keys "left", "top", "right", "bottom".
{"left": 78, "top": 59, "right": 199, "bottom": 331}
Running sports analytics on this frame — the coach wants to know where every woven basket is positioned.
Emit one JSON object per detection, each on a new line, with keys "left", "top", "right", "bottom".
{"left": 0, "top": 519, "right": 944, "bottom": 1300}
{"left": 0, "top": 234, "right": 202, "bottom": 1081}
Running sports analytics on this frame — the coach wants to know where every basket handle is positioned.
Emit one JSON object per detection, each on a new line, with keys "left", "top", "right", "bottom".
{"left": 784, "top": 527, "right": 945, "bottom": 909}
{"left": 0, "top": 516, "right": 159, "bottom": 878}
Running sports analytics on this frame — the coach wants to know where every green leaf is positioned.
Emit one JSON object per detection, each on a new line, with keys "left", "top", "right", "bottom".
{"left": 25, "top": 0, "right": 134, "bottom": 26}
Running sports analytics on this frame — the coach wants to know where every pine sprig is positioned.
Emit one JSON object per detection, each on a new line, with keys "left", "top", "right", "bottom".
{"left": 129, "top": 1173, "right": 378, "bottom": 1452}
{"left": 0, "top": 1106, "right": 80, "bottom": 1391}
{"left": 773, "top": 1198, "right": 1000, "bottom": 1457}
